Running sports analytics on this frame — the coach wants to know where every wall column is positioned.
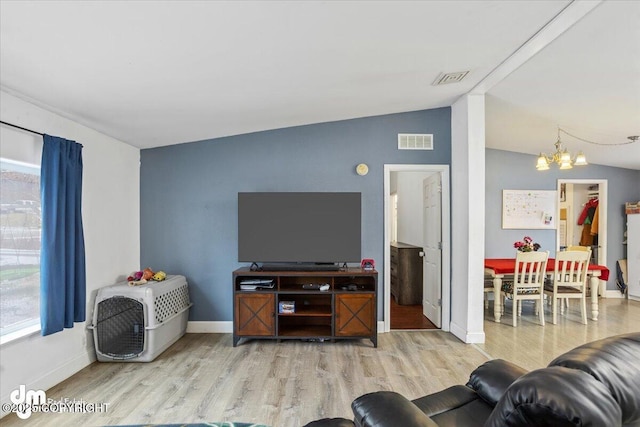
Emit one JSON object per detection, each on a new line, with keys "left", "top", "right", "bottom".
{"left": 450, "top": 93, "right": 485, "bottom": 343}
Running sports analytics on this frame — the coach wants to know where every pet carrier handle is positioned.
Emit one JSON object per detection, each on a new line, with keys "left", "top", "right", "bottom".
{"left": 145, "top": 302, "right": 193, "bottom": 330}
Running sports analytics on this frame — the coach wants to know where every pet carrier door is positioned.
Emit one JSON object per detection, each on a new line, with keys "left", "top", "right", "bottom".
{"left": 95, "top": 296, "right": 145, "bottom": 360}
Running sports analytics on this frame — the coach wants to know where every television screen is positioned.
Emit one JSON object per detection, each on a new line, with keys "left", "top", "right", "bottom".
{"left": 238, "top": 192, "right": 361, "bottom": 264}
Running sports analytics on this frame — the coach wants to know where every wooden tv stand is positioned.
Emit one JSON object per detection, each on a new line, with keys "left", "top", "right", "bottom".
{"left": 233, "top": 267, "right": 377, "bottom": 347}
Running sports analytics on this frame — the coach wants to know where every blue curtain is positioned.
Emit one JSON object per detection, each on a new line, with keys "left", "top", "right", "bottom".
{"left": 40, "top": 135, "right": 86, "bottom": 336}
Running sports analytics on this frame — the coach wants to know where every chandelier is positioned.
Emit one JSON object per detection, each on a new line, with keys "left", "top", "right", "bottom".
{"left": 536, "top": 128, "right": 587, "bottom": 171}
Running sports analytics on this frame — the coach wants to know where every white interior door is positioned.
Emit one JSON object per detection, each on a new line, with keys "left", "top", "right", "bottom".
{"left": 423, "top": 174, "right": 442, "bottom": 327}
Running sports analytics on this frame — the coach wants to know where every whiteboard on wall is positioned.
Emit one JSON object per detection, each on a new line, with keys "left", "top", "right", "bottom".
{"left": 502, "top": 190, "right": 557, "bottom": 229}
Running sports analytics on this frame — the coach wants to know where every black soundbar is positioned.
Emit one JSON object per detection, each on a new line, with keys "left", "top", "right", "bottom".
{"left": 261, "top": 263, "right": 340, "bottom": 272}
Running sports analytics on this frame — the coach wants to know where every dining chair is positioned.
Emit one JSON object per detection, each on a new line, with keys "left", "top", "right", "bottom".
{"left": 568, "top": 245, "right": 590, "bottom": 251}
{"left": 484, "top": 275, "right": 493, "bottom": 309}
{"left": 484, "top": 275, "right": 505, "bottom": 313}
{"left": 558, "top": 245, "right": 590, "bottom": 309}
{"left": 544, "top": 249, "right": 591, "bottom": 324}
{"left": 503, "top": 250, "right": 549, "bottom": 327}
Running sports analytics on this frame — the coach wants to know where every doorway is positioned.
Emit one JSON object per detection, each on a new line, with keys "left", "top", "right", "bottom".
{"left": 556, "top": 179, "right": 608, "bottom": 296}
{"left": 383, "top": 165, "right": 450, "bottom": 332}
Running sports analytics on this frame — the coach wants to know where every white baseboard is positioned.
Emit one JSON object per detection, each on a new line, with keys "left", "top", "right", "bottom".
{"left": 463, "top": 331, "right": 486, "bottom": 343}
{"left": 186, "top": 321, "right": 233, "bottom": 333}
{"left": 449, "top": 321, "right": 485, "bottom": 344}
{"left": 1, "top": 349, "right": 95, "bottom": 419}
{"left": 604, "top": 290, "right": 625, "bottom": 299}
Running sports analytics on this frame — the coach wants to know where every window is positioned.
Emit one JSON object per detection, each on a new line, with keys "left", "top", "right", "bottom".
{"left": 0, "top": 127, "right": 42, "bottom": 340}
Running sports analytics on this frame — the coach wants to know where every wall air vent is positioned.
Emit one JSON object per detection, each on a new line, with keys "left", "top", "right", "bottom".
{"left": 398, "top": 133, "right": 433, "bottom": 150}
{"left": 432, "top": 71, "right": 470, "bottom": 85}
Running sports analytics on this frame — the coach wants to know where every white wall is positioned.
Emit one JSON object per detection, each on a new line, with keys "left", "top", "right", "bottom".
{"left": 450, "top": 93, "right": 485, "bottom": 343}
{"left": 0, "top": 91, "right": 140, "bottom": 416}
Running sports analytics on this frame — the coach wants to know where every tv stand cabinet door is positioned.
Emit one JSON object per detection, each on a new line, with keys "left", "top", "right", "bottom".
{"left": 335, "top": 293, "right": 374, "bottom": 338}
{"left": 235, "top": 293, "right": 275, "bottom": 337}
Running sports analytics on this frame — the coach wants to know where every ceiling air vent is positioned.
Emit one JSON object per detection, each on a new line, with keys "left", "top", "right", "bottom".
{"left": 432, "top": 71, "right": 470, "bottom": 85}
{"left": 398, "top": 133, "right": 433, "bottom": 150}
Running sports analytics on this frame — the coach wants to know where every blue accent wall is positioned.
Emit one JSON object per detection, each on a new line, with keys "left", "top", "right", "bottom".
{"left": 141, "top": 108, "right": 451, "bottom": 321}
{"left": 486, "top": 148, "right": 640, "bottom": 290}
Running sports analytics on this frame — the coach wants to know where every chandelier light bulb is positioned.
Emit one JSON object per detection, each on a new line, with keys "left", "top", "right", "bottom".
{"left": 535, "top": 128, "right": 588, "bottom": 171}
{"left": 574, "top": 152, "right": 588, "bottom": 166}
{"left": 536, "top": 155, "right": 550, "bottom": 170}
{"left": 559, "top": 160, "right": 573, "bottom": 170}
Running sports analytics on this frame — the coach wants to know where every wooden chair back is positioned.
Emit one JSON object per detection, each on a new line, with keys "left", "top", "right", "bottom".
{"left": 553, "top": 250, "right": 591, "bottom": 290}
{"left": 568, "top": 245, "right": 590, "bottom": 251}
{"left": 514, "top": 250, "right": 549, "bottom": 292}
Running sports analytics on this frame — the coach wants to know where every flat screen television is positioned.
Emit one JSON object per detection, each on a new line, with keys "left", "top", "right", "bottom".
{"left": 238, "top": 192, "right": 361, "bottom": 267}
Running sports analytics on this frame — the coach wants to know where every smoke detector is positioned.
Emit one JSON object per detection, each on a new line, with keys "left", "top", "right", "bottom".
{"left": 432, "top": 71, "right": 470, "bottom": 85}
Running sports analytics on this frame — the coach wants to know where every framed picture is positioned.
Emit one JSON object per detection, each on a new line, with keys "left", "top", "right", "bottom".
{"left": 560, "top": 183, "right": 566, "bottom": 202}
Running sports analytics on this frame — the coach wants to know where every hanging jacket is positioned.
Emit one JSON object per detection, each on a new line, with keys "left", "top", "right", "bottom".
{"left": 580, "top": 223, "right": 594, "bottom": 246}
{"left": 578, "top": 198, "right": 599, "bottom": 225}
{"left": 591, "top": 205, "right": 600, "bottom": 235}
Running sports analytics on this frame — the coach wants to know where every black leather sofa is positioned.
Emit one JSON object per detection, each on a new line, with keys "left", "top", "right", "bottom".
{"left": 304, "top": 332, "right": 640, "bottom": 427}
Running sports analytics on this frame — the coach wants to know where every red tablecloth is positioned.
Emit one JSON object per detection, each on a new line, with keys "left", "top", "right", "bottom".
{"left": 485, "top": 258, "right": 609, "bottom": 281}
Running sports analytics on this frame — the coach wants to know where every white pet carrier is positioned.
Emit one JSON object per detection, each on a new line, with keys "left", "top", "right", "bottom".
{"left": 90, "top": 275, "right": 192, "bottom": 362}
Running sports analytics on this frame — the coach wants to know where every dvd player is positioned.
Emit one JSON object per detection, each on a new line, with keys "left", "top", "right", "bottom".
{"left": 240, "top": 279, "right": 274, "bottom": 285}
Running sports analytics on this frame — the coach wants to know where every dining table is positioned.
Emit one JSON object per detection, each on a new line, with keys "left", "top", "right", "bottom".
{"left": 484, "top": 258, "right": 610, "bottom": 323}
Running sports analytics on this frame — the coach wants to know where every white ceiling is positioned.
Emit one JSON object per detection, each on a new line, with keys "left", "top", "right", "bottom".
{"left": 1, "top": 1, "right": 639, "bottom": 169}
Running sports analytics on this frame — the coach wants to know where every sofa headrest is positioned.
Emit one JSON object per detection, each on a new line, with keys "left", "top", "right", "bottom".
{"left": 548, "top": 332, "right": 640, "bottom": 424}
{"left": 485, "top": 366, "right": 622, "bottom": 427}
{"left": 466, "top": 359, "right": 528, "bottom": 407}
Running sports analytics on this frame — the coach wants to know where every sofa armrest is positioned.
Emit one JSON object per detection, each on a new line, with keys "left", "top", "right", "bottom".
{"left": 466, "top": 359, "right": 528, "bottom": 407}
{"left": 303, "top": 418, "right": 355, "bottom": 427}
{"left": 351, "top": 391, "right": 438, "bottom": 427}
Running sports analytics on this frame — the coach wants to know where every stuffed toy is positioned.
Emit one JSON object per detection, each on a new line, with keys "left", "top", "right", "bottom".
{"left": 142, "top": 267, "right": 154, "bottom": 280}
{"left": 153, "top": 271, "right": 167, "bottom": 281}
{"left": 128, "top": 278, "right": 147, "bottom": 286}
{"left": 128, "top": 268, "right": 153, "bottom": 286}
{"left": 127, "top": 268, "right": 166, "bottom": 285}
{"left": 127, "top": 271, "right": 143, "bottom": 282}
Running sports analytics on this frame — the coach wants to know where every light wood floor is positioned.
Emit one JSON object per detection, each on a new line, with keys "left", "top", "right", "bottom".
{"left": 2, "top": 298, "right": 638, "bottom": 427}
{"left": 478, "top": 296, "right": 640, "bottom": 371}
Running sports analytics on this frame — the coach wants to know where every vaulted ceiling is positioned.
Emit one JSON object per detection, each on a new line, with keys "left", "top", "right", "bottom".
{"left": 1, "top": 1, "right": 638, "bottom": 169}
